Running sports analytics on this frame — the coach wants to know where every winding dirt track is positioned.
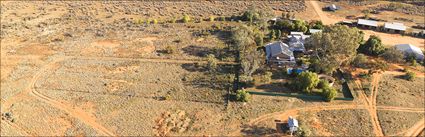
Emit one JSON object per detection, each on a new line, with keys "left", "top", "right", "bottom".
{"left": 230, "top": 71, "right": 424, "bottom": 136}
{"left": 2, "top": 55, "right": 236, "bottom": 136}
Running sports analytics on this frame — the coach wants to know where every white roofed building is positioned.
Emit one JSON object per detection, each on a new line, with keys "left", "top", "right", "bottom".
{"left": 384, "top": 22, "right": 406, "bottom": 33}
{"left": 357, "top": 19, "right": 378, "bottom": 29}
{"left": 395, "top": 44, "right": 424, "bottom": 60}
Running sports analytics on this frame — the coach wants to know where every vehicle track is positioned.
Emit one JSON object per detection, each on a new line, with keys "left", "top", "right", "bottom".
{"left": 26, "top": 57, "right": 115, "bottom": 136}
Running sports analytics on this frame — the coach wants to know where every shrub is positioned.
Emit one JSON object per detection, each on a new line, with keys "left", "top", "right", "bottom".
{"left": 165, "top": 45, "right": 177, "bottom": 54}
{"left": 351, "top": 54, "right": 369, "bottom": 68}
{"left": 253, "top": 71, "right": 273, "bottom": 84}
{"left": 182, "top": 14, "right": 191, "bottom": 23}
{"left": 381, "top": 47, "right": 404, "bottom": 63}
{"left": 404, "top": 71, "right": 415, "bottom": 81}
{"left": 170, "top": 18, "right": 177, "bottom": 23}
{"left": 405, "top": 53, "right": 417, "bottom": 63}
{"left": 296, "top": 125, "right": 312, "bottom": 137}
{"left": 294, "top": 71, "right": 320, "bottom": 93}
{"left": 357, "top": 35, "right": 385, "bottom": 56}
{"left": 206, "top": 54, "right": 218, "bottom": 72}
{"left": 209, "top": 16, "right": 215, "bottom": 22}
{"left": 236, "top": 89, "right": 251, "bottom": 102}
{"left": 152, "top": 19, "right": 158, "bottom": 24}
{"left": 322, "top": 86, "right": 337, "bottom": 102}
{"left": 220, "top": 16, "right": 226, "bottom": 21}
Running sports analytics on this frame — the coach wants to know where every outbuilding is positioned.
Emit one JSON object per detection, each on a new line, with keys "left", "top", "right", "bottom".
{"left": 384, "top": 22, "right": 406, "bottom": 33}
{"left": 357, "top": 19, "right": 378, "bottom": 29}
{"left": 395, "top": 44, "right": 424, "bottom": 60}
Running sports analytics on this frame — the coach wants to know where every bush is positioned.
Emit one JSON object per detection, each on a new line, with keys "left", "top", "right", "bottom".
{"left": 220, "top": 16, "right": 226, "bottom": 21}
{"left": 351, "top": 54, "right": 369, "bottom": 68}
{"left": 294, "top": 72, "right": 320, "bottom": 93}
{"left": 381, "top": 47, "right": 404, "bottom": 63}
{"left": 357, "top": 35, "right": 385, "bottom": 56}
{"left": 322, "top": 86, "right": 337, "bottom": 102}
{"left": 404, "top": 71, "right": 415, "bottom": 81}
{"left": 209, "top": 16, "right": 215, "bottom": 22}
{"left": 165, "top": 45, "right": 177, "bottom": 54}
{"left": 152, "top": 19, "right": 158, "bottom": 24}
{"left": 182, "top": 14, "right": 191, "bottom": 23}
{"left": 170, "top": 18, "right": 177, "bottom": 23}
{"left": 405, "top": 53, "right": 417, "bottom": 63}
{"left": 236, "top": 89, "right": 251, "bottom": 102}
{"left": 296, "top": 125, "right": 312, "bottom": 137}
{"left": 206, "top": 54, "right": 218, "bottom": 72}
{"left": 253, "top": 71, "right": 272, "bottom": 85}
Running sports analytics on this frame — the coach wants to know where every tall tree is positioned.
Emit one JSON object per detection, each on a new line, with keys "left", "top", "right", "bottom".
{"left": 357, "top": 35, "right": 385, "bottom": 56}
{"left": 307, "top": 25, "right": 363, "bottom": 74}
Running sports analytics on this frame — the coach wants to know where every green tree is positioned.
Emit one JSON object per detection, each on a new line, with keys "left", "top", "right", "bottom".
{"left": 231, "top": 25, "right": 264, "bottom": 77}
{"left": 307, "top": 25, "right": 363, "bottom": 74}
{"left": 206, "top": 54, "right": 218, "bottom": 72}
{"left": 182, "top": 14, "right": 191, "bottom": 23}
{"left": 269, "top": 29, "right": 276, "bottom": 40}
{"left": 275, "top": 20, "right": 294, "bottom": 30}
{"left": 309, "top": 20, "right": 324, "bottom": 29}
{"left": 152, "top": 19, "right": 158, "bottom": 24}
{"left": 275, "top": 30, "right": 282, "bottom": 39}
{"left": 357, "top": 35, "right": 385, "bottom": 56}
{"left": 317, "top": 79, "right": 330, "bottom": 89}
{"left": 236, "top": 89, "right": 251, "bottom": 102}
{"left": 294, "top": 72, "right": 320, "bottom": 93}
{"left": 381, "top": 47, "right": 404, "bottom": 63}
{"left": 241, "top": 49, "right": 264, "bottom": 77}
{"left": 293, "top": 20, "right": 308, "bottom": 33}
{"left": 322, "top": 86, "right": 337, "bottom": 102}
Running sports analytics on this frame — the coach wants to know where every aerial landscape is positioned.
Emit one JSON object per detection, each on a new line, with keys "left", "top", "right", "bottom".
{"left": 1, "top": 0, "right": 424, "bottom": 136}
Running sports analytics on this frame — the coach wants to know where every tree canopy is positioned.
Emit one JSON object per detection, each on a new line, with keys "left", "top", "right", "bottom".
{"left": 294, "top": 71, "right": 319, "bottom": 93}
{"left": 307, "top": 25, "right": 364, "bottom": 74}
{"left": 357, "top": 35, "right": 385, "bottom": 56}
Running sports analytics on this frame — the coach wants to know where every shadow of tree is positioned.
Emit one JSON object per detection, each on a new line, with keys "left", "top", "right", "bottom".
{"left": 240, "top": 124, "right": 277, "bottom": 136}
{"left": 182, "top": 45, "right": 213, "bottom": 57}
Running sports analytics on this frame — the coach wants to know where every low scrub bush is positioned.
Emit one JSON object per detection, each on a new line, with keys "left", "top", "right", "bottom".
{"left": 165, "top": 46, "right": 177, "bottom": 54}
{"left": 404, "top": 71, "right": 416, "bottom": 81}
{"left": 236, "top": 89, "right": 251, "bottom": 102}
{"left": 182, "top": 14, "right": 191, "bottom": 23}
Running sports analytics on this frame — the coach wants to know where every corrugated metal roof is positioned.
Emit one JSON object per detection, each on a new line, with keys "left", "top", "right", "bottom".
{"left": 309, "top": 29, "right": 322, "bottom": 33}
{"left": 357, "top": 19, "right": 378, "bottom": 27}
{"left": 395, "top": 44, "right": 424, "bottom": 60}
{"left": 384, "top": 22, "right": 406, "bottom": 31}
{"left": 265, "top": 41, "right": 293, "bottom": 57}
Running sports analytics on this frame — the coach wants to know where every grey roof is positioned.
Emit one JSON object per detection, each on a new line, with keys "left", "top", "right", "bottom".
{"left": 395, "top": 44, "right": 424, "bottom": 60}
{"left": 265, "top": 41, "right": 293, "bottom": 58}
{"left": 327, "top": 4, "right": 339, "bottom": 10}
{"left": 309, "top": 29, "right": 322, "bottom": 34}
{"left": 357, "top": 19, "right": 378, "bottom": 27}
{"left": 288, "top": 35, "right": 306, "bottom": 52}
{"left": 384, "top": 22, "right": 406, "bottom": 31}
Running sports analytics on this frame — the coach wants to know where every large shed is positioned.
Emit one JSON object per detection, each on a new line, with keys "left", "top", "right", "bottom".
{"left": 395, "top": 44, "right": 424, "bottom": 60}
{"left": 357, "top": 19, "right": 378, "bottom": 29}
{"left": 384, "top": 22, "right": 406, "bottom": 33}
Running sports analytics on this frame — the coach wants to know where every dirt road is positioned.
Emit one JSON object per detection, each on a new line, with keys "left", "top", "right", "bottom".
{"left": 231, "top": 71, "right": 424, "bottom": 136}
{"left": 309, "top": 0, "right": 425, "bottom": 47}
